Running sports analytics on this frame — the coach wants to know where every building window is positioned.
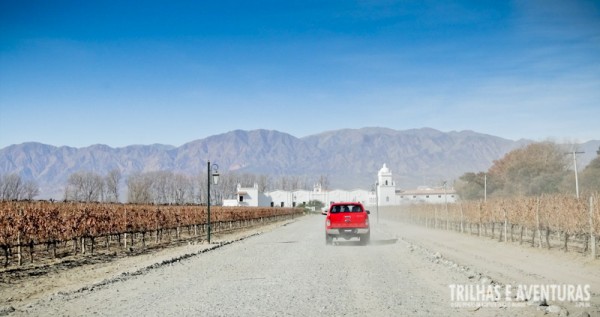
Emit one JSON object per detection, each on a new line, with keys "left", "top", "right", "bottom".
{"left": 413, "top": 195, "right": 416, "bottom": 199}
{"left": 239, "top": 195, "right": 244, "bottom": 202}
{"left": 426, "top": 195, "right": 429, "bottom": 198}
{"left": 385, "top": 180, "right": 388, "bottom": 185}
{"left": 438, "top": 195, "right": 441, "bottom": 198}
{"left": 386, "top": 196, "right": 389, "bottom": 202}
{"left": 270, "top": 202, "right": 274, "bottom": 207}
{"left": 292, "top": 202, "right": 296, "bottom": 207}
{"left": 280, "top": 202, "right": 284, "bottom": 207}
{"left": 451, "top": 195, "right": 455, "bottom": 198}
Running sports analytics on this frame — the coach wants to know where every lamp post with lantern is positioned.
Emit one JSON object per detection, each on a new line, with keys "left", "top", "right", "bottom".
{"left": 207, "top": 161, "right": 220, "bottom": 244}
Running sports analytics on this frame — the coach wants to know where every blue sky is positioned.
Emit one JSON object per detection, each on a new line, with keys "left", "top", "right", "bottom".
{"left": 1, "top": 0, "right": 599, "bottom": 148}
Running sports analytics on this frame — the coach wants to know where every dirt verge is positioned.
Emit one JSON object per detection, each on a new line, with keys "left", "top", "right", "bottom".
{"left": 0, "top": 218, "right": 298, "bottom": 313}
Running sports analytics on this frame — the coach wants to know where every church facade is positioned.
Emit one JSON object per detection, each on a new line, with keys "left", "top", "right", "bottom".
{"left": 222, "top": 164, "right": 457, "bottom": 208}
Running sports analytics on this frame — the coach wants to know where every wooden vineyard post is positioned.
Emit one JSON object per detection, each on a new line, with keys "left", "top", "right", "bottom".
{"left": 591, "top": 196, "right": 597, "bottom": 260}
{"left": 446, "top": 204, "right": 449, "bottom": 231}
{"left": 124, "top": 208, "right": 127, "bottom": 250}
{"left": 477, "top": 202, "right": 482, "bottom": 237}
{"left": 460, "top": 204, "right": 464, "bottom": 234}
{"left": 536, "top": 197, "right": 542, "bottom": 249}
{"left": 17, "top": 207, "right": 22, "bottom": 266}
{"left": 17, "top": 229, "right": 22, "bottom": 266}
{"left": 503, "top": 208, "right": 508, "bottom": 243}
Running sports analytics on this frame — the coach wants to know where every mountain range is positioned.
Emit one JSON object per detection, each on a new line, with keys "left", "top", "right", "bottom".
{"left": 1, "top": 127, "right": 598, "bottom": 199}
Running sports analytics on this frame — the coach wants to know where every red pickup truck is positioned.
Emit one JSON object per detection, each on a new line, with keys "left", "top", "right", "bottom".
{"left": 324, "top": 202, "right": 370, "bottom": 245}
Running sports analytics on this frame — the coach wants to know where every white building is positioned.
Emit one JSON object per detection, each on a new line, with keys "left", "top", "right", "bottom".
{"left": 396, "top": 187, "right": 458, "bottom": 204}
{"left": 223, "top": 183, "right": 372, "bottom": 208}
{"left": 222, "top": 164, "right": 457, "bottom": 207}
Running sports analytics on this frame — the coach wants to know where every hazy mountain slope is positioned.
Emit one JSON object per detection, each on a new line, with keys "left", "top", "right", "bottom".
{"left": 172, "top": 129, "right": 318, "bottom": 175}
{"left": 0, "top": 142, "right": 176, "bottom": 198}
{"left": 0, "top": 128, "right": 595, "bottom": 199}
{"left": 301, "top": 128, "right": 529, "bottom": 188}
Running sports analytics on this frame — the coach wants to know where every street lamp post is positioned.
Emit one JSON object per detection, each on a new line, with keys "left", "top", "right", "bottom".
{"left": 375, "top": 181, "right": 379, "bottom": 225}
{"left": 207, "top": 161, "right": 220, "bottom": 244}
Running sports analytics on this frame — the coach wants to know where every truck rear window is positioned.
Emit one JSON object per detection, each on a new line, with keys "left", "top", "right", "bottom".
{"left": 330, "top": 205, "right": 362, "bottom": 213}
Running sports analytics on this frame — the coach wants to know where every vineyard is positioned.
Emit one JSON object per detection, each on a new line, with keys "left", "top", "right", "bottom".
{"left": 381, "top": 193, "right": 600, "bottom": 258}
{"left": 0, "top": 201, "right": 302, "bottom": 267}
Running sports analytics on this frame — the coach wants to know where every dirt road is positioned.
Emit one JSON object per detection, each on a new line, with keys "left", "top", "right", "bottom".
{"left": 3, "top": 215, "right": 599, "bottom": 316}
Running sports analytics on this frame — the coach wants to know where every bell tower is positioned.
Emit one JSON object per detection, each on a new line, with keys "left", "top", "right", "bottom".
{"left": 377, "top": 163, "right": 396, "bottom": 206}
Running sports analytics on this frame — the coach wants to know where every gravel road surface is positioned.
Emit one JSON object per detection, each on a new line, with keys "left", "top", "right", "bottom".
{"left": 11, "top": 215, "right": 592, "bottom": 316}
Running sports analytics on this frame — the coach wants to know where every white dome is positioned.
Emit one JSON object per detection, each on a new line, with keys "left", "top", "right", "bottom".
{"left": 378, "top": 163, "right": 391, "bottom": 175}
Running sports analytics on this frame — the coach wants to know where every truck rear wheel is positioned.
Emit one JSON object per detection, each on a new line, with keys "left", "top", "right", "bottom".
{"left": 325, "top": 234, "right": 333, "bottom": 245}
{"left": 360, "top": 233, "right": 370, "bottom": 245}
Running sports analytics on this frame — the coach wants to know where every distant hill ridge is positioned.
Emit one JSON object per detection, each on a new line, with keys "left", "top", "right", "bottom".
{"left": 1, "top": 127, "right": 598, "bottom": 199}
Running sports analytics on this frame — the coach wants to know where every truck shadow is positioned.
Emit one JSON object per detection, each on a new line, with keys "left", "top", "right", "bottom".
{"left": 333, "top": 239, "right": 398, "bottom": 246}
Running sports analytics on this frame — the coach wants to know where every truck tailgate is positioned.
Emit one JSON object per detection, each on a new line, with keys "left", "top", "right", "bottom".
{"left": 329, "top": 212, "right": 368, "bottom": 228}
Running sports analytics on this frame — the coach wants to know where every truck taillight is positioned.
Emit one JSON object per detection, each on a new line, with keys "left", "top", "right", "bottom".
{"left": 365, "top": 218, "right": 369, "bottom": 226}
{"left": 326, "top": 219, "right": 330, "bottom": 226}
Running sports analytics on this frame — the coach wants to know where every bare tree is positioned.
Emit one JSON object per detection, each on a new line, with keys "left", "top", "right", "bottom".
{"left": 65, "top": 173, "right": 83, "bottom": 201}
{"left": 22, "top": 180, "right": 39, "bottom": 200}
{"left": 127, "top": 172, "right": 153, "bottom": 204}
{"left": 0, "top": 173, "right": 38, "bottom": 200}
{"left": 257, "top": 174, "right": 271, "bottom": 192}
{"left": 80, "top": 171, "right": 104, "bottom": 202}
{"left": 299, "top": 175, "right": 311, "bottom": 190}
{"left": 219, "top": 172, "right": 241, "bottom": 203}
{"left": 318, "top": 174, "right": 330, "bottom": 190}
{"left": 172, "top": 173, "right": 193, "bottom": 204}
{"left": 65, "top": 171, "right": 105, "bottom": 202}
{"left": 152, "top": 171, "right": 193, "bottom": 204}
{"left": 197, "top": 171, "right": 208, "bottom": 205}
{"left": 1, "top": 173, "right": 23, "bottom": 200}
{"left": 105, "top": 169, "right": 121, "bottom": 202}
{"left": 150, "top": 171, "right": 170, "bottom": 204}
{"left": 127, "top": 171, "right": 196, "bottom": 205}
{"left": 288, "top": 175, "right": 301, "bottom": 191}
{"left": 277, "top": 176, "right": 289, "bottom": 191}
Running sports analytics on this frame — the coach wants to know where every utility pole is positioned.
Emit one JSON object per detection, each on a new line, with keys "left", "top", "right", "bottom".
{"left": 484, "top": 173, "right": 487, "bottom": 202}
{"left": 567, "top": 151, "right": 585, "bottom": 199}
{"left": 375, "top": 181, "right": 379, "bottom": 225}
{"left": 443, "top": 181, "right": 448, "bottom": 230}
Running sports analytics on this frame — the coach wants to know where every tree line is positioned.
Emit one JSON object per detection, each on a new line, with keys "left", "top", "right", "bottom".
{"left": 63, "top": 170, "right": 330, "bottom": 205}
{"left": 64, "top": 169, "right": 122, "bottom": 203}
{"left": 455, "top": 142, "right": 600, "bottom": 200}
{"left": 2, "top": 168, "right": 331, "bottom": 205}
{"left": 0, "top": 173, "right": 39, "bottom": 201}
